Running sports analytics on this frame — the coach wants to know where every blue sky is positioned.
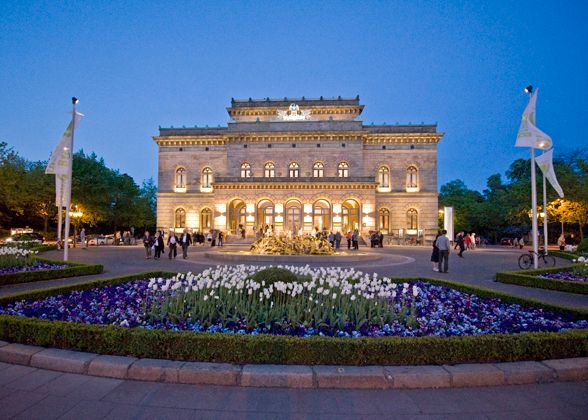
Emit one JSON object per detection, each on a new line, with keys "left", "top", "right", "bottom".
{"left": 1, "top": 1, "right": 587, "bottom": 191}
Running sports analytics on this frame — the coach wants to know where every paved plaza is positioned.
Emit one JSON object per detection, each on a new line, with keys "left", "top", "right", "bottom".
{"left": 0, "top": 244, "right": 587, "bottom": 418}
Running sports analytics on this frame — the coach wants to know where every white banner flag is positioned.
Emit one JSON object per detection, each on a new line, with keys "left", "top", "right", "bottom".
{"left": 46, "top": 111, "right": 83, "bottom": 205}
{"left": 515, "top": 89, "right": 553, "bottom": 150}
{"left": 536, "top": 149, "right": 564, "bottom": 198}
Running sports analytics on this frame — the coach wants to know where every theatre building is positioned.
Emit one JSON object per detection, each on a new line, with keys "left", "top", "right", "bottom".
{"left": 153, "top": 96, "right": 443, "bottom": 242}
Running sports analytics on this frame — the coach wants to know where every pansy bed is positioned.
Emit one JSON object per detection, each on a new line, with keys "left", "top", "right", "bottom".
{"left": 1, "top": 267, "right": 587, "bottom": 365}
{"left": 497, "top": 259, "right": 588, "bottom": 295}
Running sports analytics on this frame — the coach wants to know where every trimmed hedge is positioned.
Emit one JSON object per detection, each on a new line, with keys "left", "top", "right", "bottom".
{"left": 0, "top": 271, "right": 587, "bottom": 365}
{"left": 0, "top": 257, "right": 103, "bottom": 287}
{"left": 549, "top": 250, "right": 580, "bottom": 261}
{"left": 496, "top": 265, "right": 588, "bottom": 295}
{"left": 29, "top": 244, "right": 58, "bottom": 253}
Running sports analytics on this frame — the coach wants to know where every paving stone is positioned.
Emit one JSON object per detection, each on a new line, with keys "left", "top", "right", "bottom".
{"left": 30, "top": 348, "right": 96, "bottom": 374}
{"left": 13, "top": 394, "right": 79, "bottom": 420}
{"left": 240, "top": 364, "right": 313, "bottom": 388}
{"left": 0, "top": 389, "right": 49, "bottom": 418}
{"left": 88, "top": 354, "right": 137, "bottom": 379}
{"left": 178, "top": 361, "right": 241, "bottom": 386}
{"left": 59, "top": 399, "right": 117, "bottom": 420}
{"left": 0, "top": 343, "right": 45, "bottom": 365}
{"left": 313, "top": 365, "right": 388, "bottom": 389}
{"left": 443, "top": 363, "right": 505, "bottom": 387}
{"left": 0, "top": 364, "right": 38, "bottom": 386}
{"left": 494, "top": 361, "right": 556, "bottom": 385}
{"left": 385, "top": 365, "right": 451, "bottom": 389}
{"left": 4, "top": 368, "right": 62, "bottom": 391}
{"left": 127, "top": 358, "right": 185, "bottom": 382}
{"left": 541, "top": 358, "right": 588, "bottom": 381}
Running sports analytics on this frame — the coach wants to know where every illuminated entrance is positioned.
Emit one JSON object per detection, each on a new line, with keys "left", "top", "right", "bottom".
{"left": 228, "top": 199, "right": 246, "bottom": 234}
{"left": 342, "top": 199, "right": 360, "bottom": 232}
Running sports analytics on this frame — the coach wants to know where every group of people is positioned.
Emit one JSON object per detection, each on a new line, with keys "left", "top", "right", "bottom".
{"left": 316, "top": 228, "right": 362, "bottom": 250}
{"left": 142, "top": 229, "right": 223, "bottom": 260}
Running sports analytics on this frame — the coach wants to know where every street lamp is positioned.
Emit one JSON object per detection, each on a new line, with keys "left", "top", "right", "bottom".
{"left": 69, "top": 206, "right": 83, "bottom": 248}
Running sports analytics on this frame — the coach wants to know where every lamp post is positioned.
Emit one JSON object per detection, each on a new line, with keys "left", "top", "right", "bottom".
{"left": 69, "top": 206, "right": 83, "bottom": 248}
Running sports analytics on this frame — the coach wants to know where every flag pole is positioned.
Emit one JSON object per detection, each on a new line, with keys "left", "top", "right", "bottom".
{"left": 542, "top": 169, "right": 549, "bottom": 254}
{"left": 63, "top": 97, "right": 78, "bottom": 261}
{"left": 525, "top": 87, "right": 539, "bottom": 269}
{"left": 57, "top": 188, "right": 63, "bottom": 249}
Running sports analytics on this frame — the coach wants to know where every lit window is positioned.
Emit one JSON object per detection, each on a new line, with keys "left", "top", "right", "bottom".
{"left": 175, "top": 208, "right": 186, "bottom": 228}
{"left": 407, "top": 208, "right": 418, "bottom": 230}
{"left": 200, "top": 208, "right": 212, "bottom": 229}
{"left": 264, "top": 162, "right": 275, "bottom": 178}
{"left": 201, "top": 167, "right": 213, "bottom": 190}
{"left": 407, "top": 166, "right": 418, "bottom": 190}
{"left": 175, "top": 167, "right": 186, "bottom": 189}
{"left": 337, "top": 162, "right": 349, "bottom": 178}
{"left": 289, "top": 162, "right": 299, "bottom": 178}
{"left": 313, "top": 162, "right": 324, "bottom": 178}
{"left": 379, "top": 208, "right": 390, "bottom": 232}
{"left": 240, "top": 163, "right": 251, "bottom": 178}
{"left": 378, "top": 166, "right": 389, "bottom": 188}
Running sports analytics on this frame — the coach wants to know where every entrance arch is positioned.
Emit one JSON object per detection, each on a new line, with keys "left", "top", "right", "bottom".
{"left": 285, "top": 199, "right": 302, "bottom": 234}
{"left": 342, "top": 199, "right": 360, "bottom": 232}
{"left": 228, "top": 199, "right": 246, "bottom": 234}
{"left": 313, "top": 199, "right": 331, "bottom": 231}
{"left": 257, "top": 199, "right": 275, "bottom": 231}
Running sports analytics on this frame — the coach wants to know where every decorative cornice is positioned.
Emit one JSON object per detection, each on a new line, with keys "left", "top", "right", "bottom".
{"left": 153, "top": 136, "right": 225, "bottom": 146}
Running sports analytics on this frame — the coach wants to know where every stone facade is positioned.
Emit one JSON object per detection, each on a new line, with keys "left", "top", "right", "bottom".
{"left": 153, "top": 97, "right": 443, "bottom": 241}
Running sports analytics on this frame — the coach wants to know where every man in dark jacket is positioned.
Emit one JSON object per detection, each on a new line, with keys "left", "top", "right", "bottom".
{"left": 180, "top": 229, "right": 192, "bottom": 259}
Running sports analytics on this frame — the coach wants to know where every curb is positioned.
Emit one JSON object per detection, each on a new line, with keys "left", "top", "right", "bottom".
{"left": 0, "top": 341, "right": 587, "bottom": 390}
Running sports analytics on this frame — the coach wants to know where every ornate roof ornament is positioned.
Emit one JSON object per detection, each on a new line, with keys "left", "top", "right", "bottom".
{"left": 277, "top": 103, "right": 312, "bottom": 121}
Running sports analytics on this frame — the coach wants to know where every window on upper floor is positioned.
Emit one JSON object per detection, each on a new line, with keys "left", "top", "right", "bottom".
{"left": 313, "top": 162, "right": 324, "bottom": 178}
{"left": 240, "top": 162, "right": 251, "bottom": 178}
{"left": 264, "top": 162, "right": 275, "bottom": 178}
{"left": 201, "top": 167, "right": 213, "bottom": 190}
{"left": 378, "top": 166, "right": 390, "bottom": 188}
{"left": 289, "top": 162, "right": 299, "bottom": 178}
{"left": 337, "top": 162, "right": 349, "bottom": 178}
{"left": 175, "top": 167, "right": 186, "bottom": 192}
{"left": 406, "top": 166, "right": 418, "bottom": 191}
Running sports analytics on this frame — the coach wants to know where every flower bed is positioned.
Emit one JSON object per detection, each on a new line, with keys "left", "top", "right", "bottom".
{"left": 0, "top": 267, "right": 587, "bottom": 365}
{"left": 497, "top": 257, "right": 588, "bottom": 295}
{"left": 0, "top": 261, "right": 67, "bottom": 275}
{"left": 0, "top": 256, "right": 103, "bottom": 286}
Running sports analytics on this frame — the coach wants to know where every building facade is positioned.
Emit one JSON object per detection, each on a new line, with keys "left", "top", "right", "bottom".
{"left": 154, "top": 97, "right": 443, "bottom": 242}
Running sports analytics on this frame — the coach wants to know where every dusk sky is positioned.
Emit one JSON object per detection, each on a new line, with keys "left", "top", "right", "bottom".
{"left": 1, "top": 1, "right": 587, "bottom": 192}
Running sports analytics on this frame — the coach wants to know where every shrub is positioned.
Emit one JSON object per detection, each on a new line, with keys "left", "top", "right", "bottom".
{"left": 250, "top": 267, "right": 299, "bottom": 285}
{"left": 496, "top": 265, "right": 588, "bottom": 295}
{"left": 0, "top": 257, "right": 103, "bottom": 286}
{"left": 578, "top": 238, "right": 588, "bottom": 253}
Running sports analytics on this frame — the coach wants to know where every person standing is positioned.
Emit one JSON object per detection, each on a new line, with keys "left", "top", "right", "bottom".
{"left": 167, "top": 231, "right": 178, "bottom": 259}
{"left": 180, "top": 229, "right": 192, "bottom": 259}
{"left": 346, "top": 231, "right": 352, "bottom": 249}
{"left": 436, "top": 230, "right": 450, "bottom": 273}
{"left": 352, "top": 229, "right": 359, "bottom": 250}
{"left": 80, "top": 228, "right": 86, "bottom": 249}
{"left": 218, "top": 231, "right": 224, "bottom": 247}
{"left": 456, "top": 232, "right": 465, "bottom": 257}
{"left": 431, "top": 232, "right": 440, "bottom": 271}
{"left": 558, "top": 233, "right": 566, "bottom": 251}
{"left": 143, "top": 231, "right": 153, "bottom": 259}
{"left": 154, "top": 231, "right": 164, "bottom": 259}
{"left": 379, "top": 231, "right": 384, "bottom": 248}
{"left": 334, "top": 231, "right": 342, "bottom": 250}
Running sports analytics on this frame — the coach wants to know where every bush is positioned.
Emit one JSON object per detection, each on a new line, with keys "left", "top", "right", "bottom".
{"left": 496, "top": 265, "right": 588, "bottom": 295}
{"left": 0, "top": 257, "right": 103, "bottom": 287}
{"left": 250, "top": 267, "right": 299, "bottom": 285}
{"left": 0, "top": 272, "right": 587, "bottom": 365}
{"left": 578, "top": 238, "right": 588, "bottom": 253}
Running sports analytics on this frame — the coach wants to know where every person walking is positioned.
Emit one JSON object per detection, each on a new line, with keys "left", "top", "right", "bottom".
{"left": 346, "top": 231, "right": 352, "bottom": 249}
{"left": 431, "top": 232, "right": 440, "bottom": 271}
{"left": 154, "top": 231, "right": 164, "bottom": 259}
{"left": 167, "top": 231, "right": 178, "bottom": 259}
{"left": 80, "top": 228, "right": 86, "bottom": 249}
{"left": 143, "top": 230, "right": 153, "bottom": 259}
{"left": 456, "top": 232, "right": 465, "bottom": 257}
{"left": 436, "top": 230, "right": 450, "bottom": 273}
{"left": 180, "top": 229, "right": 192, "bottom": 259}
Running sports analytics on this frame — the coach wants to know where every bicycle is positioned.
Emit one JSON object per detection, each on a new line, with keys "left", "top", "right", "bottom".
{"left": 518, "top": 250, "right": 556, "bottom": 269}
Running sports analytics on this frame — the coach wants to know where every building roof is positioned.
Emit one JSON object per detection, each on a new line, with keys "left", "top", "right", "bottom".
{"left": 230, "top": 96, "right": 361, "bottom": 108}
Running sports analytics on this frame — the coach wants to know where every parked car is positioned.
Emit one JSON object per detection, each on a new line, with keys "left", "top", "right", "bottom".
{"left": 3, "top": 232, "right": 44, "bottom": 244}
{"left": 87, "top": 234, "right": 114, "bottom": 246}
{"left": 500, "top": 237, "right": 514, "bottom": 246}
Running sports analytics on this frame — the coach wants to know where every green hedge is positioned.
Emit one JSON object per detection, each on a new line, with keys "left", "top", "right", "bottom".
{"left": 549, "top": 250, "right": 580, "bottom": 261}
{"left": 496, "top": 265, "right": 588, "bottom": 295}
{"left": 29, "top": 244, "right": 58, "bottom": 253}
{"left": 0, "top": 271, "right": 587, "bottom": 365}
{"left": 0, "top": 257, "right": 103, "bottom": 287}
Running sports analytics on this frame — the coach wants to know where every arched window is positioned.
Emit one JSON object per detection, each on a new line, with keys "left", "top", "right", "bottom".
{"left": 406, "top": 208, "right": 418, "bottom": 230}
{"left": 175, "top": 167, "right": 186, "bottom": 189}
{"left": 174, "top": 208, "right": 186, "bottom": 228}
{"left": 313, "top": 162, "right": 324, "bottom": 178}
{"left": 406, "top": 166, "right": 418, "bottom": 190}
{"left": 264, "top": 162, "right": 275, "bottom": 178}
{"left": 289, "top": 162, "right": 299, "bottom": 178}
{"left": 379, "top": 208, "right": 390, "bottom": 233}
{"left": 313, "top": 199, "right": 331, "bottom": 231}
{"left": 201, "top": 167, "right": 213, "bottom": 190}
{"left": 378, "top": 166, "right": 390, "bottom": 188}
{"left": 337, "top": 162, "right": 349, "bottom": 178}
{"left": 200, "top": 208, "right": 212, "bottom": 230}
{"left": 240, "top": 163, "right": 251, "bottom": 178}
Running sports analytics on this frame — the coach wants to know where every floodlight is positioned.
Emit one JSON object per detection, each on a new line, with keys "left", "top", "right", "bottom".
{"left": 524, "top": 85, "right": 533, "bottom": 94}
{"left": 72, "top": 97, "right": 79, "bottom": 104}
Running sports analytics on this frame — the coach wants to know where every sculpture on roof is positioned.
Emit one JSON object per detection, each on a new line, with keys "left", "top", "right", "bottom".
{"left": 277, "top": 103, "right": 311, "bottom": 121}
